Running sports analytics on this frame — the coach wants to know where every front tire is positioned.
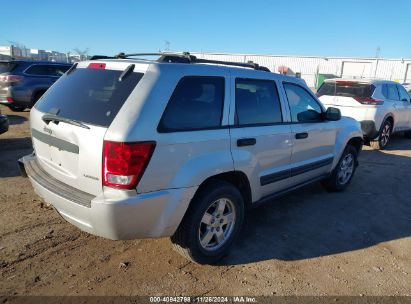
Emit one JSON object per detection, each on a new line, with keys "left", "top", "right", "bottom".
{"left": 323, "top": 145, "right": 358, "bottom": 192}
{"left": 404, "top": 130, "right": 411, "bottom": 139}
{"left": 370, "top": 120, "right": 392, "bottom": 150}
{"left": 171, "top": 181, "right": 244, "bottom": 264}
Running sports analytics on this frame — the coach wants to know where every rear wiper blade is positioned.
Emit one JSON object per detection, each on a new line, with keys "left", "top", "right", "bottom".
{"left": 42, "top": 114, "right": 90, "bottom": 129}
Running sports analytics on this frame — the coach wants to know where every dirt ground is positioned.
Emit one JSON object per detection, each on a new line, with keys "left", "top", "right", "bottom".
{"left": 0, "top": 106, "right": 410, "bottom": 297}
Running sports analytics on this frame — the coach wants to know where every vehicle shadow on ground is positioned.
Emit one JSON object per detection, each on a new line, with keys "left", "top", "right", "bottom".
{"left": 222, "top": 138, "right": 411, "bottom": 265}
{"left": 0, "top": 137, "right": 32, "bottom": 178}
{"left": 6, "top": 114, "right": 27, "bottom": 125}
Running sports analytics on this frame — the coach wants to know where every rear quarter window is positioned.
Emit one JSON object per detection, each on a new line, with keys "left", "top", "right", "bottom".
{"left": 0, "top": 62, "right": 17, "bottom": 73}
{"left": 158, "top": 76, "right": 225, "bottom": 132}
{"left": 35, "top": 67, "right": 143, "bottom": 127}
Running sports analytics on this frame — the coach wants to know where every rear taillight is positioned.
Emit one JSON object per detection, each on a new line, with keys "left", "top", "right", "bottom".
{"left": 102, "top": 141, "right": 155, "bottom": 189}
{"left": 354, "top": 97, "right": 384, "bottom": 105}
{"left": 0, "top": 75, "right": 24, "bottom": 83}
{"left": 6, "top": 97, "right": 13, "bottom": 103}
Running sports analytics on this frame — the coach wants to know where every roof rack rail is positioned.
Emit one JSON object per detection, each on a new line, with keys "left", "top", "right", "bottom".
{"left": 98, "top": 51, "right": 271, "bottom": 72}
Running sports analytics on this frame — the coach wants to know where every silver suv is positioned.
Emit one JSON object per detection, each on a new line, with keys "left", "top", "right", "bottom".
{"left": 19, "top": 53, "right": 363, "bottom": 264}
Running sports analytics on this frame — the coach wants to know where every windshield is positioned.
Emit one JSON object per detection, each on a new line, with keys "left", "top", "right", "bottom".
{"left": 317, "top": 82, "right": 375, "bottom": 98}
{"left": 35, "top": 67, "right": 143, "bottom": 127}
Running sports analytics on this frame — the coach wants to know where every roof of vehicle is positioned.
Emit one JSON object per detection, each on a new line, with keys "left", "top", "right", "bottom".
{"left": 0, "top": 60, "right": 71, "bottom": 65}
{"left": 81, "top": 52, "right": 309, "bottom": 86}
{"left": 80, "top": 57, "right": 307, "bottom": 87}
{"left": 324, "top": 78, "right": 399, "bottom": 85}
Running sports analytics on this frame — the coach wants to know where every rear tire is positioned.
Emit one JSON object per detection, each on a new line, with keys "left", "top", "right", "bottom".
{"left": 404, "top": 130, "right": 411, "bottom": 139}
{"left": 370, "top": 120, "right": 392, "bottom": 150}
{"left": 9, "top": 105, "right": 26, "bottom": 112}
{"left": 171, "top": 181, "right": 244, "bottom": 264}
{"left": 323, "top": 145, "right": 358, "bottom": 192}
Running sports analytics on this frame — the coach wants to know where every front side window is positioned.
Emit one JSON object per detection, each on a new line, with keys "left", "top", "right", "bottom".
{"left": 284, "top": 83, "right": 323, "bottom": 123}
{"left": 397, "top": 85, "right": 410, "bottom": 102}
{"left": 386, "top": 84, "right": 400, "bottom": 100}
{"left": 49, "top": 65, "right": 71, "bottom": 77}
{"left": 235, "top": 78, "right": 282, "bottom": 126}
{"left": 158, "top": 76, "right": 224, "bottom": 132}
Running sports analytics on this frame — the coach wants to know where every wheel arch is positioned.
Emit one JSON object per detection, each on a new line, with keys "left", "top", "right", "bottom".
{"left": 190, "top": 171, "right": 252, "bottom": 210}
{"left": 346, "top": 136, "right": 363, "bottom": 155}
{"left": 382, "top": 113, "right": 394, "bottom": 130}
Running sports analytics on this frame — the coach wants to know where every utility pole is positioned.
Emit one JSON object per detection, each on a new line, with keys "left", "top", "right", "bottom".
{"left": 374, "top": 46, "right": 380, "bottom": 79}
{"left": 165, "top": 41, "right": 170, "bottom": 52}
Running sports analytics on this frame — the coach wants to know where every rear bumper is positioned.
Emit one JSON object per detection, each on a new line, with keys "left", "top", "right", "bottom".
{"left": 0, "top": 115, "right": 9, "bottom": 134}
{"left": 360, "top": 120, "right": 378, "bottom": 139}
{"left": 0, "top": 88, "right": 31, "bottom": 108}
{"left": 19, "top": 154, "right": 197, "bottom": 240}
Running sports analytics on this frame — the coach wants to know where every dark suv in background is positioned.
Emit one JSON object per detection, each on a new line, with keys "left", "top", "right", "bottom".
{"left": 0, "top": 60, "right": 72, "bottom": 111}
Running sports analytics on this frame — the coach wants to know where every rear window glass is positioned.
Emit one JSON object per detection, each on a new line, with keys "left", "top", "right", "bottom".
{"left": 0, "top": 62, "right": 17, "bottom": 74}
{"left": 35, "top": 67, "right": 143, "bottom": 127}
{"left": 158, "top": 76, "right": 224, "bottom": 132}
{"left": 317, "top": 82, "right": 375, "bottom": 98}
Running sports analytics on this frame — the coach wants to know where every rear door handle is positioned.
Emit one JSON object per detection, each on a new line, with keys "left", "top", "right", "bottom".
{"left": 237, "top": 138, "right": 256, "bottom": 147}
{"left": 295, "top": 132, "right": 308, "bottom": 139}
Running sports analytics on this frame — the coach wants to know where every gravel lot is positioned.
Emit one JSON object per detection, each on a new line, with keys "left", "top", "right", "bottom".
{"left": 0, "top": 106, "right": 410, "bottom": 296}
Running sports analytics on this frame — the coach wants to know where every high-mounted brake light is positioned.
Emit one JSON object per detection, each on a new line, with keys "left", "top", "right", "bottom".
{"left": 87, "top": 63, "right": 106, "bottom": 69}
{"left": 0, "top": 75, "right": 24, "bottom": 82}
{"left": 354, "top": 97, "right": 384, "bottom": 105}
{"left": 102, "top": 141, "right": 155, "bottom": 189}
{"left": 336, "top": 80, "right": 357, "bottom": 85}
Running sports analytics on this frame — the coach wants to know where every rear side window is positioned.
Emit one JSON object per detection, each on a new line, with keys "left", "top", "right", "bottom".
{"left": 317, "top": 82, "right": 375, "bottom": 98}
{"left": 0, "top": 62, "right": 17, "bottom": 73}
{"left": 158, "top": 77, "right": 224, "bottom": 132}
{"left": 25, "top": 65, "right": 49, "bottom": 75}
{"left": 235, "top": 78, "right": 282, "bottom": 126}
{"left": 25, "top": 64, "right": 70, "bottom": 76}
{"left": 35, "top": 68, "right": 143, "bottom": 127}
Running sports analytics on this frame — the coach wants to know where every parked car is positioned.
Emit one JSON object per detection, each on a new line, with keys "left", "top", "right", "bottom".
{"left": 0, "top": 109, "right": 9, "bottom": 134}
{"left": 0, "top": 60, "right": 72, "bottom": 112}
{"left": 317, "top": 79, "right": 411, "bottom": 149}
{"left": 19, "top": 53, "right": 363, "bottom": 264}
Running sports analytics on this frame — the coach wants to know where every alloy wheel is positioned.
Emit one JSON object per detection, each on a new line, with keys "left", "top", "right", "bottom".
{"left": 198, "top": 198, "right": 236, "bottom": 251}
{"left": 380, "top": 123, "right": 391, "bottom": 148}
{"left": 337, "top": 153, "right": 354, "bottom": 185}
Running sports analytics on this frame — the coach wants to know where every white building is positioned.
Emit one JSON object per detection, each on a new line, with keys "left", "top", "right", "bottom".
{"left": 193, "top": 52, "right": 411, "bottom": 88}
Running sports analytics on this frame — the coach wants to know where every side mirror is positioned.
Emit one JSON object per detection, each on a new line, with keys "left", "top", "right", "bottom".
{"left": 325, "top": 107, "right": 341, "bottom": 121}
